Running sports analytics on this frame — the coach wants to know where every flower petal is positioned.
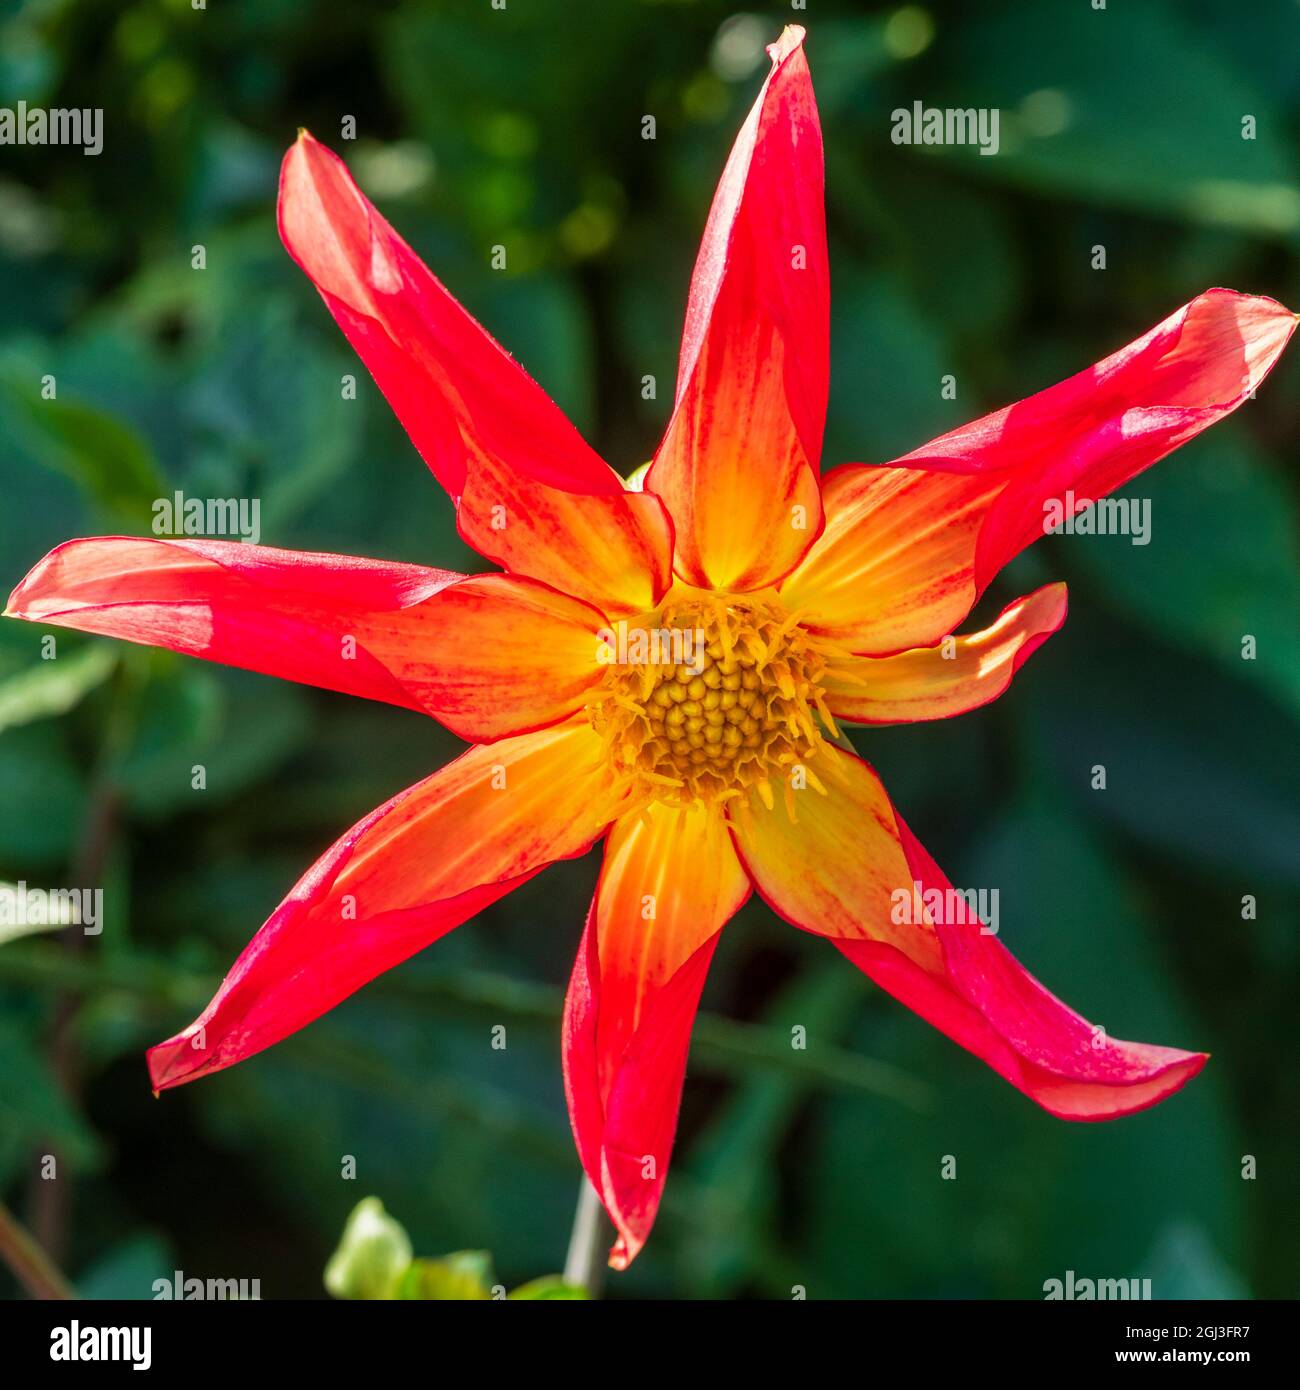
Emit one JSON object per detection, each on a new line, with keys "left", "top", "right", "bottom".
{"left": 781, "top": 465, "right": 1002, "bottom": 654}
{"left": 784, "top": 290, "right": 1295, "bottom": 652}
{"left": 279, "top": 131, "right": 672, "bottom": 614}
{"left": 378, "top": 570, "right": 610, "bottom": 740}
{"left": 7, "top": 537, "right": 608, "bottom": 741}
{"left": 644, "top": 25, "right": 826, "bottom": 591}
{"left": 822, "top": 583, "right": 1067, "bottom": 725}
{"left": 457, "top": 460, "right": 673, "bottom": 617}
{"left": 149, "top": 718, "right": 618, "bottom": 1090}
{"left": 563, "top": 800, "right": 750, "bottom": 1268}
{"left": 728, "top": 744, "right": 1207, "bottom": 1118}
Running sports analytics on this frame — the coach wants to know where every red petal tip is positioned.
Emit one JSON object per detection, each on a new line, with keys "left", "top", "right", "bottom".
{"left": 768, "top": 24, "right": 806, "bottom": 64}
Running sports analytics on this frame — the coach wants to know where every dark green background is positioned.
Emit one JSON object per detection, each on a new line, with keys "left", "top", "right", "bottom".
{"left": 1, "top": 0, "right": 1297, "bottom": 1299}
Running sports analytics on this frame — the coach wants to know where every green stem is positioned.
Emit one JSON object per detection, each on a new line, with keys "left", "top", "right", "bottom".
{"left": 0, "top": 1200, "right": 75, "bottom": 1300}
{"left": 562, "top": 1178, "right": 607, "bottom": 1297}
{"left": 0, "top": 947, "right": 930, "bottom": 1109}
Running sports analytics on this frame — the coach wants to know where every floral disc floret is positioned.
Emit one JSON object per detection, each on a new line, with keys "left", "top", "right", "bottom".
{"left": 587, "top": 586, "right": 845, "bottom": 815}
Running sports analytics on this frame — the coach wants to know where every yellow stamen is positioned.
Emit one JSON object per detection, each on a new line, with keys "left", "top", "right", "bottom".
{"left": 584, "top": 583, "right": 856, "bottom": 814}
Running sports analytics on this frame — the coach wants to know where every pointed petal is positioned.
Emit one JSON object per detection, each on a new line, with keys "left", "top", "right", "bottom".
{"left": 149, "top": 718, "right": 619, "bottom": 1089}
{"left": 279, "top": 132, "right": 671, "bottom": 614}
{"left": 456, "top": 460, "right": 674, "bottom": 617}
{"left": 728, "top": 744, "right": 1206, "bottom": 1118}
{"left": 562, "top": 800, "right": 749, "bottom": 1268}
{"left": 373, "top": 570, "right": 610, "bottom": 740}
{"left": 823, "top": 583, "right": 1067, "bottom": 725}
{"left": 784, "top": 290, "right": 1295, "bottom": 652}
{"left": 7, "top": 537, "right": 608, "bottom": 741}
{"left": 644, "top": 26, "right": 826, "bottom": 591}
{"left": 781, "top": 465, "right": 1003, "bottom": 654}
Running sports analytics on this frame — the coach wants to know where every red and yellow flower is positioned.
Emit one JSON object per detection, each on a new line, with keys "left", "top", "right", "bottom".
{"left": 7, "top": 27, "right": 1294, "bottom": 1268}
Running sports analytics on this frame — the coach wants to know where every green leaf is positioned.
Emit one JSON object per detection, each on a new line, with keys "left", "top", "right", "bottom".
{"left": 395, "top": 1251, "right": 494, "bottom": 1301}
{"left": 180, "top": 296, "right": 362, "bottom": 534}
{"left": 825, "top": 268, "right": 953, "bottom": 465}
{"left": 0, "top": 644, "right": 116, "bottom": 736}
{"left": 679, "top": 957, "right": 870, "bottom": 1297}
{"left": 110, "top": 660, "right": 222, "bottom": 816}
{"left": 77, "top": 1234, "right": 177, "bottom": 1301}
{"left": 938, "top": 1, "right": 1300, "bottom": 235}
{"left": 0, "top": 1017, "right": 102, "bottom": 1185}
{"left": 323, "top": 1197, "right": 414, "bottom": 1300}
{"left": 0, "top": 374, "right": 168, "bottom": 530}
{"left": 113, "top": 662, "right": 310, "bottom": 818}
{"left": 0, "top": 721, "right": 85, "bottom": 867}
{"left": 1025, "top": 610, "right": 1300, "bottom": 883}
{"left": 1065, "top": 430, "right": 1300, "bottom": 716}
{"left": 0, "top": 880, "right": 78, "bottom": 946}
{"left": 507, "top": 1276, "right": 587, "bottom": 1300}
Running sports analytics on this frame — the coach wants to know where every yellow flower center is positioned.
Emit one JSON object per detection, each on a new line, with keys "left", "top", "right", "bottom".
{"left": 586, "top": 586, "right": 840, "bottom": 815}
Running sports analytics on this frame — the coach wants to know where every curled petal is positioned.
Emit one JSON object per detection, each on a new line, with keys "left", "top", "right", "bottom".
{"left": 728, "top": 744, "right": 1206, "bottom": 1118}
{"left": 645, "top": 25, "right": 826, "bottom": 591}
{"left": 279, "top": 131, "right": 671, "bottom": 614}
{"left": 149, "top": 718, "right": 618, "bottom": 1089}
{"left": 823, "top": 583, "right": 1067, "bottom": 725}
{"left": 563, "top": 800, "right": 750, "bottom": 1268}
{"left": 784, "top": 290, "right": 1295, "bottom": 652}
{"left": 7, "top": 538, "right": 608, "bottom": 741}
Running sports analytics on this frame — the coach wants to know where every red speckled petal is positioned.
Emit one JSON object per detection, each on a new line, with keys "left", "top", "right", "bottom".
{"left": 729, "top": 744, "right": 1207, "bottom": 1118}
{"left": 149, "top": 718, "right": 619, "bottom": 1090}
{"left": 8, "top": 537, "right": 609, "bottom": 741}
{"left": 645, "top": 26, "right": 826, "bottom": 592}
{"left": 279, "top": 132, "right": 672, "bottom": 614}
{"left": 785, "top": 290, "right": 1295, "bottom": 652}
{"left": 563, "top": 800, "right": 749, "bottom": 1268}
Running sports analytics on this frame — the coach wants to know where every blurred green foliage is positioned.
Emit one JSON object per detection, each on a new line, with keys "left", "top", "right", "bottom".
{"left": 1, "top": 0, "right": 1298, "bottom": 1299}
{"left": 323, "top": 1196, "right": 585, "bottom": 1299}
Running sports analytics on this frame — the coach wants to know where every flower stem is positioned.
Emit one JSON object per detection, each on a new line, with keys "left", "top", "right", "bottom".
{"left": 0, "top": 1199, "right": 75, "bottom": 1300}
{"left": 563, "top": 1177, "right": 607, "bottom": 1298}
